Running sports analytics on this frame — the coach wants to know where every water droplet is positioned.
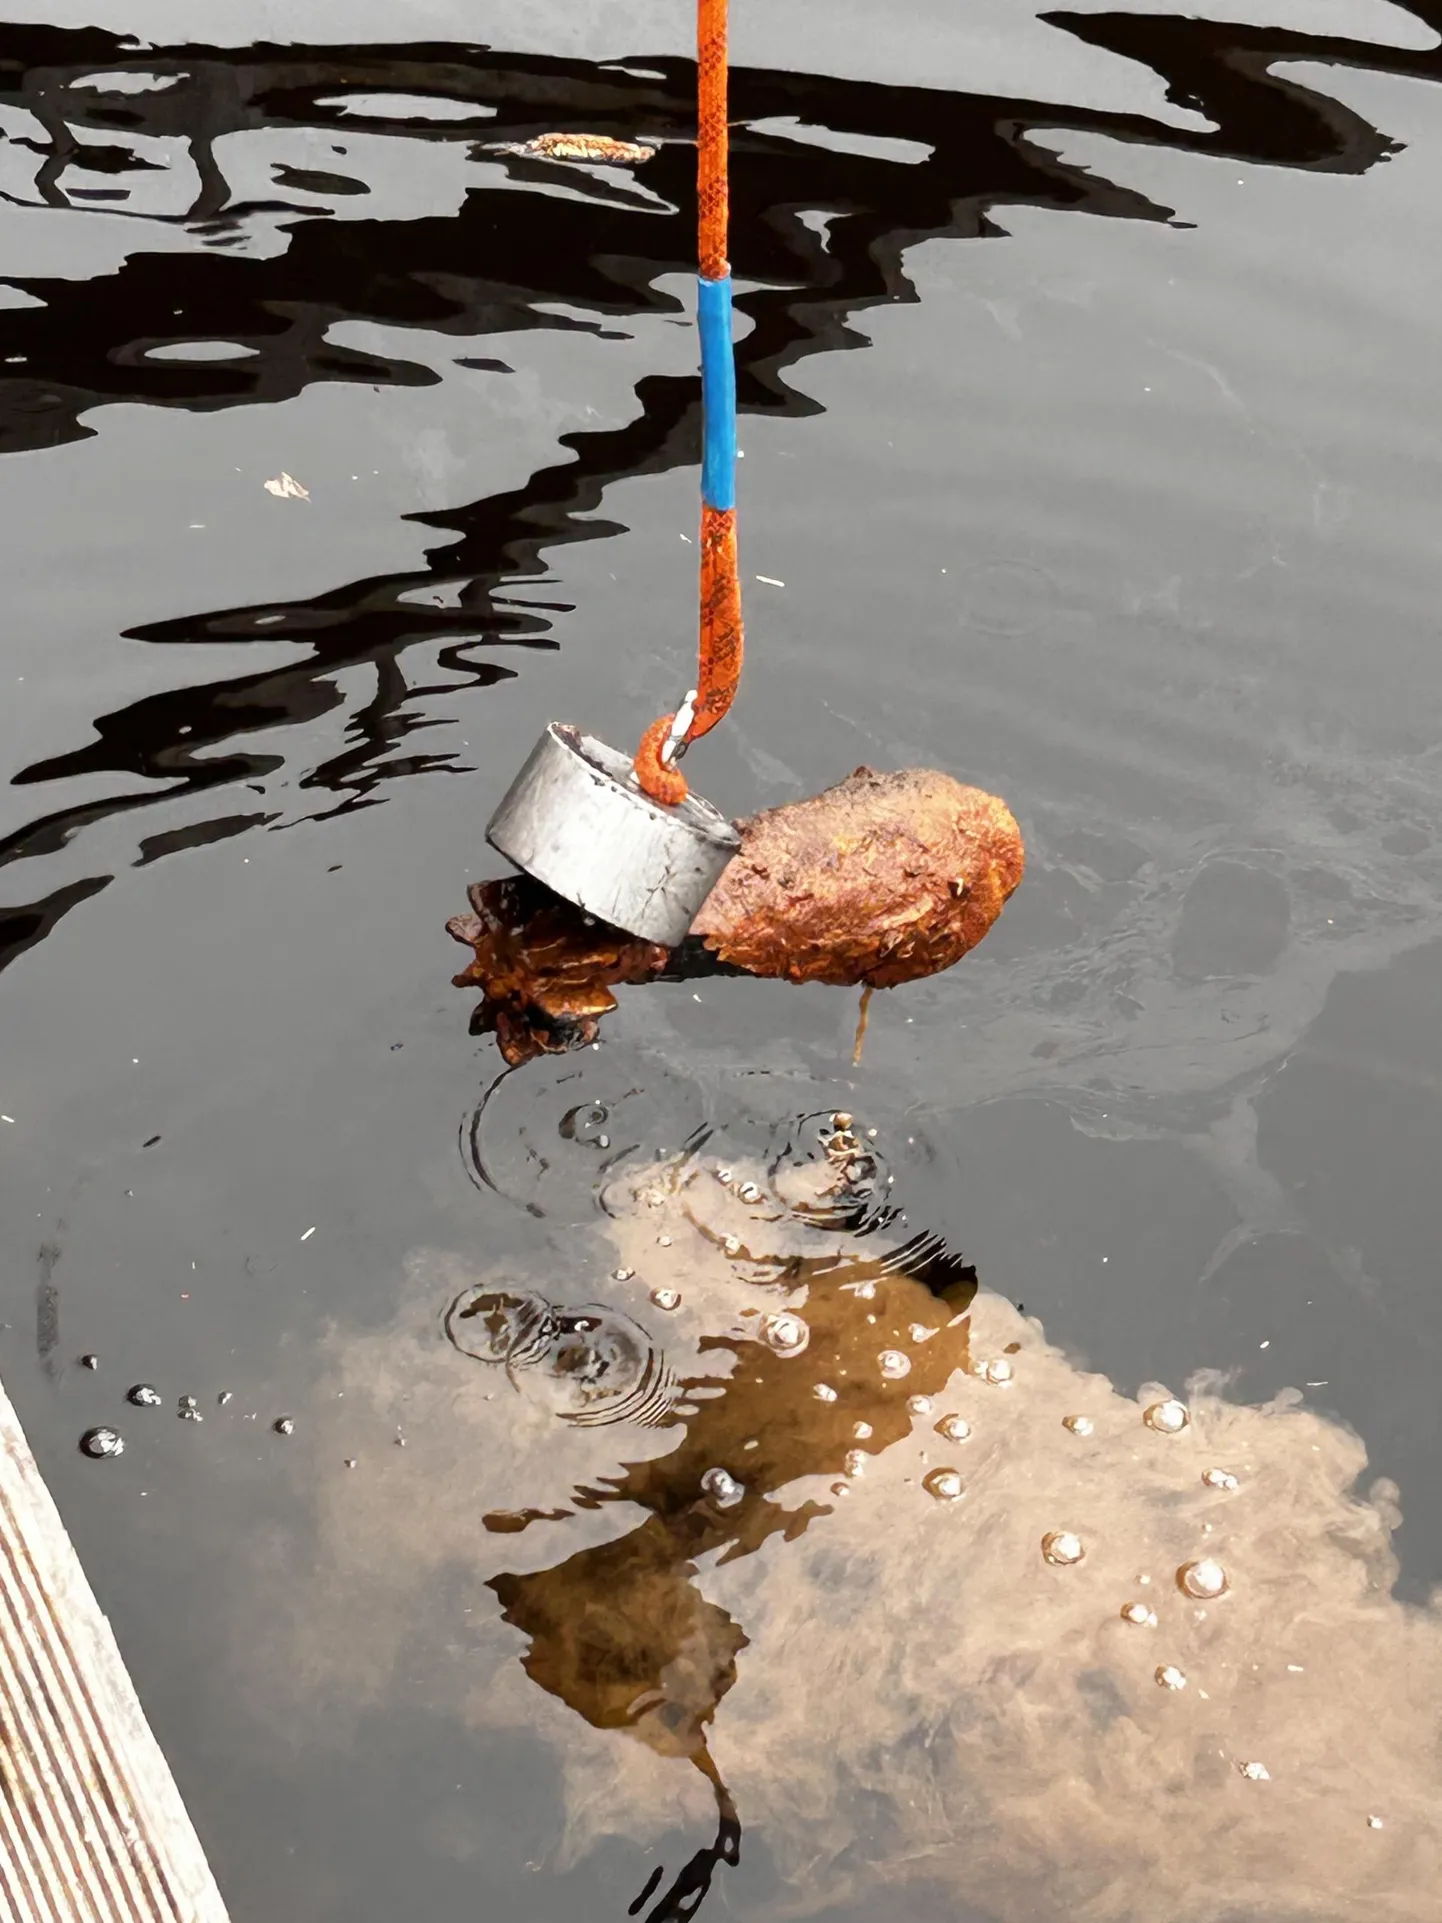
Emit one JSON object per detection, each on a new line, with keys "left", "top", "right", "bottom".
{"left": 812, "top": 1382, "right": 838, "bottom": 1402}
{"left": 763, "top": 1312, "right": 809, "bottom": 1355}
{"left": 80, "top": 1427, "right": 123, "bottom": 1460}
{"left": 1121, "top": 1602, "right": 1158, "bottom": 1628}
{"left": 700, "top": 1466, "right": 744, "bottom": 1510}
{"left": 976, "top": 1357, "right": 1014, "bottom": 1386}
{"left": 879, "top": 1350, "right": 911, "bottom": 1380}
{"left": 1202, "top": 1467, "right": 1239, "bottom": 1491}
{"left": 935, "top": 1414, "right": 971, "bottom": 1443}
{"left": 126, "top": 1384, "right": 162, "bottom": 1408}
{"left": 1367, "top": 1815, "right": 1384, "bottom": 1830}
{"left": 1063, "top": 1414, "right": 1095, "bottom": 1437}
{"left": 1178, "top": 1558, "right": 1229, "bottom": 1599}
{"left": 1042, "top": 1531, "right": 1085, "bottom": 1566}
{"left": 1155, "top": 1664, "right": 1187, "bottom": 1691}
{"left": 79, "top": 1354, "right": 99, "bottom": 1371}
{"left": 177, "top": 1395, "right": 203, "bottom": 1423}
{"left": 737, "top": 1182, "right": 763, "bottom": 1204}
{"left": 907, "top": 1394, "right": 933, "bottom": 1416}
{"left": 723, "top": 1236, "right": 742, "bottom": 1257}
{"left": 923, "top": 1467, "right": 964, "bottom": 1502}
{"left": 844, "top": 1449, "right": 867, "bottom": 1478}
{"left": 1144, "top": 1399, "right": 1190, "bottom": 1434}
{"left": 657, "top": 1234, "right": 673, "bottom": 1248}
{"left": 274, "top": 1417, "right": 295, "bottom": 1436}
{"left": 650, "top": 1287, "right": 681, "bottom": 1311}
{"left": 612, "top": 1268, "right": 634, "bottom": 1282}
{"left": 1237, "top": 1760, "right": 1270, "bottom": 1782}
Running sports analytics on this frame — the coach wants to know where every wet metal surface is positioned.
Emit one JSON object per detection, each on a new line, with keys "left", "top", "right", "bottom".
{"left": 4, "top": 4, "right": 1442, "bottom": 1919}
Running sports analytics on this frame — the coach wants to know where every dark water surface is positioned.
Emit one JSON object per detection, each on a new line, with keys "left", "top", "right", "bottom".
{"left": 4, "top": 2, "right": 1442, "bottom": 1917}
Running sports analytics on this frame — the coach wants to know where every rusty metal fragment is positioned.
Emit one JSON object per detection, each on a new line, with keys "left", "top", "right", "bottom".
{"left": 693, "top": 767, "right": 1025, "bottom": 987}
{"left": 450, "top": 767, "right": 1024, "bottom": 1064}
{"left": 506, "top": 133, "right": 656, "bottom": 164}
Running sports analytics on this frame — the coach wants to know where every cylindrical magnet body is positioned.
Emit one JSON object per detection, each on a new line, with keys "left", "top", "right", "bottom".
{"left": 486, "top": 723, "right": 739, "bottom": 945}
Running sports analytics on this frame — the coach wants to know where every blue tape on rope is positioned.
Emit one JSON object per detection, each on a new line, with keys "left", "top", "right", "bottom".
{"left": 698, "top": 274, "right": 736, "bottom": 512}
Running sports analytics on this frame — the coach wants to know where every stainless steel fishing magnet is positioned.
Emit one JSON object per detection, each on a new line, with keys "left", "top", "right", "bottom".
{"left": 486, "top": 722, "right": 740, "bottom": 945}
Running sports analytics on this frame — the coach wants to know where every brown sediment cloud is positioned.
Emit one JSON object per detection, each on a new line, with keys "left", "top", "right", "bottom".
{"left": 252, "top": 1141, "right": 1442, "bottom": 1920}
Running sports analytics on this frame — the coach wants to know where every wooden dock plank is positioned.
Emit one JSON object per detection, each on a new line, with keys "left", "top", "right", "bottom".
{"left": 0, "top": 1377, "right": 229, "bottom": 1922}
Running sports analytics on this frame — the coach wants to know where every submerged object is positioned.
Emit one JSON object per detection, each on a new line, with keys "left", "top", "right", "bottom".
{"left": 455, "top": 765, "right": 1024, "bottom": 1063}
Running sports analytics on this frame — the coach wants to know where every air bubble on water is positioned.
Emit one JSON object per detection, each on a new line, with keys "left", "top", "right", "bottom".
{"left": 923, "top": 1467, "right": 964, "bottom": 1502}
{"left": 908, "top": 1324, "right": 936, "bottom": 1345}
{"left": 1367, "top": 1816, "right": 1384, "bottom": 1830}
{"left": 657, "top": 1234, "right": 673, "bottom": 1247}
{"left": 813, "top": 1382, "right": 838, "bottom": 1402}
{"left": 853, "top": 1420, "right": 873, "bottom": 1439}
{"left": 344, "top": 1458, "right": 357, "bottom": 1469}
{"left": 1237, "top": 1761, "right": 1271, "bottom": 1782}
{"left": 613, "top": 1268, "right": 634, "bottom": 1282}
{"left": 650, "top": 1287, "right": 681, "bottom": 1311}
{"left": 1144, "top": 1399, "right": 1190, "bottom": 1434}
{"left": 1121, "top": 1601, "right": 1158, "bottom": 1628}
{"left": 1202, "top": 1467, "right": 1239, "bottom": 1490}
{"left": 1178, "top": 1558, "right": 1229, "bottom": 1599}
{"left": 935, "top": 1414, "right": 971, "bottom": 1443}
{"left": 844, "top": 1450, "right": 867, "bottom": 1478}
{"left": 831, "top": 1482, "right": 852, "bottom": 1497}
{"left": 716, "top": 1168, "right": 734, "bottom": 1186}
{"left": 701, "top": 1466, "right": 745, "bottom": 1509}
{"left": 126, "top": 1385, "right": 162, "bottom": 1408}
{"left": 1042, "top": 1531, "right": 1085, "bottom": 1566}
{"left": 80, "top": 1354, "right": 99, "bottom": 1371}
{"left": 274, "top": 1417, "right": 295, "bottom": 1436}
{"left": 908, "top": 1394, "right": 933, "bottom": 1416}
{"left": 737, "top": 1182, "right": 763, "bottom": 1204}
{"left": 80, "top": 1427, "right": 124, "bottom": 1459}
{"left": 976, "top": 1357, "right": 1014, "bottom": 1386}
{"left": 879, "top": 1350, "right": 911, "bottom": 1380}
{"left": 1063, "top": 1414, "right": 1095, "bottom": 1437}
{"left": 763, "top": 1312, "right": 809, "bottom": 1355}
{"left": 1155, "top": 1664, "right": 1187, "bottom": 1691}
{"left": 178, "top": 1395, "right": 202, "bottom": 1423}
{"left": 723, "top": 1236, "right": 742, "bottom": 1257}
{"left": 217, "top": 1391, "right": 233, "bottom": 1406}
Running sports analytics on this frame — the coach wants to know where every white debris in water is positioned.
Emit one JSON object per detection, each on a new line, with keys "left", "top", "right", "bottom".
{"left": 1238, "top": 1761, "right": 1271, "bottom": 1782}
{"left": 650, "top": 1288, "right": 681, "bottom": 1311}
{"left": 700, "top": 1466, "right": 745, "bottom": 1509}
{"left": 812, "top": 1383, "right": 838, "bottom": 1402}
{"left": 844, "top": 1450, "right": 867, "bottom": 1478}
{"left": 1202, "top": 1468, "right": 1240, "bottom": 1490}
{"left": 301, "top": 1225, "right": 317, "bottom": 1242}
{"left": 907, "top": 1394, "right": 933, "bottom": 1416}
{"left": 1155, "top": 1665, "right": 1188, "bottom": 1691}
{"left": 264, "top": 471, "right": 310, "bottom": 500}
{"left": 879, "top": 1350, "right": 911, "bottom": 1380}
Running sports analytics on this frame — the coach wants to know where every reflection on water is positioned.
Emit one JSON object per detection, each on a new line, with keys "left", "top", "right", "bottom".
{"left": 5, "top": 4, "right": 1442, "bottom": 962}
{"left": 255, "top": 1083, "right": 1442, "bottom": 1922}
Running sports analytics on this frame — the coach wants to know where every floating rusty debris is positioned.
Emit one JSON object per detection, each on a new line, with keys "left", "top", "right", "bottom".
{"left": 450, "top": 767, "right": 1024, "bottom": 1065}
{"left": 263, "top": 471, "right": 309, "bottom": 501}
{"left": 506, "top": 132, "right": 656, "bottom": 165}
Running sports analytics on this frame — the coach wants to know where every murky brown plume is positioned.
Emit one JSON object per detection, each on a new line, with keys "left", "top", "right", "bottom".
{"left": 252, "top": 1126, "right": 1442, "bottom": 1923}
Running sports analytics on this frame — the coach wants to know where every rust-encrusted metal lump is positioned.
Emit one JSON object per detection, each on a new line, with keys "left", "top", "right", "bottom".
{"left": 691, "top": 767, "right": 1024, "bottom": 987}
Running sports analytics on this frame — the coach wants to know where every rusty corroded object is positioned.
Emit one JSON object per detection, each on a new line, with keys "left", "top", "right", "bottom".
{"left": 450, "top": 766, "right": 1024, "bottom": 1064}
{"left": 693, "top": 766, "right": 1024, "bottom": 987}
{"left": 507, "top": 133, "right": 656, "bottom": 164}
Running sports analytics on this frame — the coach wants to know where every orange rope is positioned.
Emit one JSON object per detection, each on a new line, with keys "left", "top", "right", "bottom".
{"left": 632, "top": 0, "right": 744, "bottom": 806}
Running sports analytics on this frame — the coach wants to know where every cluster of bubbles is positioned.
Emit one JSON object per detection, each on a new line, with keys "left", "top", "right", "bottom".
{"left": 79, "top": 1368, "right": 284, "bottom": 1459}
